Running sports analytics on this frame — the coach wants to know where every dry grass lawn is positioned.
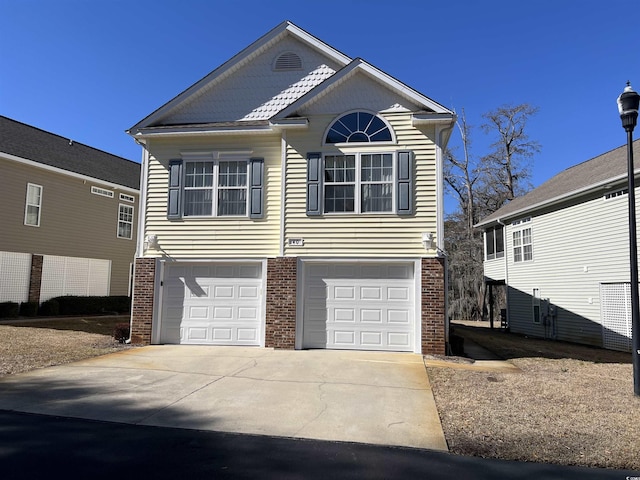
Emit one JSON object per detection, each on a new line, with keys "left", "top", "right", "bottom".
{"left": 0, "top": 316, "right": 132, "bottom": 376}
{"left": 427, "top": 322, "right": 640, "bottom": 471}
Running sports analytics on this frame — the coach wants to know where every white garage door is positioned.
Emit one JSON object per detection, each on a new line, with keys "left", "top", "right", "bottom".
{"left": 160, "top": 263, "right": 262, "bottom": 345}
{"left": 303, "top": 262, "right": 415, "bottom": 352}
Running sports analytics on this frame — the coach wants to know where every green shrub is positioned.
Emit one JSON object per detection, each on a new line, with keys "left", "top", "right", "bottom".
{"left": 0, "top": 302, "right": 19, "bottom": 318}
{"left": 113, "top": 322, "right": 130, "bottom": 343}
{"left": 39, "top": 299, "right": 60, "bottom": 316}
{"left": 44, "top": 296, "right": 131, "bottom": 316}
{"left": 19, "top": 302, "right": 39, "bottom": 317}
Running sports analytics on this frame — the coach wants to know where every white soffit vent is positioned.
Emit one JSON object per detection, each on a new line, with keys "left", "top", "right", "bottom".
{"left": 274, "top": 51, "right": 303, "bottom": 71}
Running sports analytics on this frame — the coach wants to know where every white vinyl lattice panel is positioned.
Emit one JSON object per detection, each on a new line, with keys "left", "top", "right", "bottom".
{"left": 600, "top": 283, "right": 632, "bottom": 352}
{"left": 0, "top": 251, "right": 31, "bottom": 303}
{"left": 40, "top": 255, "right": 111, "bottom": 302}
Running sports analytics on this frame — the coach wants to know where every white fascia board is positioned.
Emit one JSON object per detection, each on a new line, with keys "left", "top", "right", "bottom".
{"left": 283, "top": 22, "right": 351, "bottom": 65}
{"left": 132, "top": 125, "right": 275, "bottom": 138}
{"left": 269, "top": 118, "right": 309, "bottom": 129}
{"left": 1, "top": 152, "right": 139, "bottom": 194}
{"left": 412, "top": 113, "right": 457, "bottom": 124}
{"left": 474, "top": 171, "right": 640, "bottom": 228}
{"left": 128, "top": 21, "right": 352, "bottom": 135}
{"left": 354, "top": 60, "right": 453, "bottom": 114}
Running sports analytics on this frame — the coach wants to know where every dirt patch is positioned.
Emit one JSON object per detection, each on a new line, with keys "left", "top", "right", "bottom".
{"left": 427, "top": 323, "right": 640, "bottom": 470}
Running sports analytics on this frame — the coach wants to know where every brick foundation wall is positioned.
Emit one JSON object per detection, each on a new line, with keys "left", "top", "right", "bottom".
{"left": 265, "top": 257, "right": 297, "bottom": 349}
{"left": 131, "top": 257, "right": 156, "bottom": 344}
{"left": 421, "top": 257, "right": 446, "bottom": 355}
{"left": 28, "top": 254, "right": 43, "bottom": 303}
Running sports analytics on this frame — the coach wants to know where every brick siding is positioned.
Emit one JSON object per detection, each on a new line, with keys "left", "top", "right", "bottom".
{"left": 130, "top": 257, "right": 156, "bottom": 344}
{"left": 28, "top": 254, "right": 43, "bottom": 303}
{"left": 421, "top": 257, "right": 446, "bottom": 355}
{"left": 265, "top": 257, "right": 297, "bottom": 349}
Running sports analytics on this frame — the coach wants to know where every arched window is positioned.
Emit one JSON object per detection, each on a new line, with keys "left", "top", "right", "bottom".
{"left": 325, "top": 111, "right": 393, "bottom": 144}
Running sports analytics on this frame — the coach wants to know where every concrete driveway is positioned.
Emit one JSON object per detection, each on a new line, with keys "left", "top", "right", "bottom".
{"left": 0, "top": 346, "right": 447, "bottom": 450}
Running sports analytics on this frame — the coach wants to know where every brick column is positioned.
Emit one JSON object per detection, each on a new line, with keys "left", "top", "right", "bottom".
{"left": 421, "top": 257, "right": 446, "bottom": 355}
{"left": 131, "top": 257, "right": 156, "bottom": 345}
{"left": 265, "top": 257, "right": 297, "bottom": 349}
{"left": 28, "top": 254, "right": 43, "bottom": 303}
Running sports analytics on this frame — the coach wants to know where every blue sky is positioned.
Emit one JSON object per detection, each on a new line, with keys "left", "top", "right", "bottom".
{"left": 2, "top": 0, "right": 639, "bottom": 212}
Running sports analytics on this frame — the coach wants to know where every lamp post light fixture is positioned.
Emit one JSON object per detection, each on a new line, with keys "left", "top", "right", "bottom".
{"left": 617, "top": 81, "right": 640, "bottom": 396}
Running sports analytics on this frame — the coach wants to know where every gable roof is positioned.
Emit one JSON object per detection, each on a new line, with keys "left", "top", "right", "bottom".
{"left": 476, "top": 139, "right": 640, "bottom": 228}
{"left": 272, "top": 58, "right": 452, "bottom": 121}
{"left": 0, "top": 116, "right": 140, "bottom": 190}
{"left": 128, "top": 21, "right": 454, "bottom": 138}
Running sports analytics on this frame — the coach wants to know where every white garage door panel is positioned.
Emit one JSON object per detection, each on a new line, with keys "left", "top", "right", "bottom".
{"left": 303, "top": 262, "right": 415, "bottom": 352}
{"left": 160, "top": 263, "right": 262, "bottom": 346}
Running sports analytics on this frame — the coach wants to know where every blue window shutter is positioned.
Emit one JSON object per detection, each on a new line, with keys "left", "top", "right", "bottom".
{"left": 396, "top": 151, "right": 414, "bottom": 215}
{"left": 249, "top": 158, "right": 264, "bottom": 219}
{"left": 306, "top": 152, "right": 322, "bottom": 216}
{"left": 167, "top": 159, "right": 183, "bottom": 219}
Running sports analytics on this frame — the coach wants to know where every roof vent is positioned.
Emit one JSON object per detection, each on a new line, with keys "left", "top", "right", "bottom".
{"left": 274, "top": 52, "right": 302, "bottom": 71}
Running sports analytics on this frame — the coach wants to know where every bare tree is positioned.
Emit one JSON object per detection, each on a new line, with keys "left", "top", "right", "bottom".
{"left": 445, "top": 103, "right": 540, "bottom": 322}
{"left": 444, "top": 111, "right": 480, "bottom": 236}
{"left": 480, "top": 104, "right": 540, "bottom": 203}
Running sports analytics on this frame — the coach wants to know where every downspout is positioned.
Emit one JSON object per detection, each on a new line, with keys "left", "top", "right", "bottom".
{"left": 436, "top": 123, "right": 454, "bottom": 347}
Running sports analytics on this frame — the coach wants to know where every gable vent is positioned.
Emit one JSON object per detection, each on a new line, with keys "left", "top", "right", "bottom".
{"left": 274, "top": 52, "right": 302, "bottom": 71}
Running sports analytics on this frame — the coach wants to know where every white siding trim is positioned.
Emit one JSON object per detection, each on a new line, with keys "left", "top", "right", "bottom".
{"left": 280, "top": 133, "right": 287, "bottom": 256}
{"left": 136, "top": 147, "right": 150, "bottom": 256}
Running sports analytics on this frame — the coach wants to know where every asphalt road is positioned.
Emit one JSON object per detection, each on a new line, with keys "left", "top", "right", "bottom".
{"left": 1, "top": 410, "right": 637, "bottom": 480}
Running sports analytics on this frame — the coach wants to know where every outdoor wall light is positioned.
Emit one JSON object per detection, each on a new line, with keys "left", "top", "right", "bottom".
{"left": 422, "top": 232, "right": 434, "bottom": 250}
{"left": 144, "top": 234, "right": 159, "bottom": 251}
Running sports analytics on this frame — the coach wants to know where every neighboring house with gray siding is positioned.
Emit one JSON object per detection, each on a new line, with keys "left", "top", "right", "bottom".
{"left": 0, "top": 116, "right": 140, "bottom": 304}
{"left": 476, "top": 139, "right": 640, "bottom": 351}
{"left": 127, "top": 21, "right": 455, "bottom": 354}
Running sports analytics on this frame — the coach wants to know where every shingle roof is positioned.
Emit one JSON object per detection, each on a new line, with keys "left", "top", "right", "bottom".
{"left": 0, "top": 116, "right": 140, "bottom": 190}
{"left": 476, "top": 139, "right": 640, "bottom": 227}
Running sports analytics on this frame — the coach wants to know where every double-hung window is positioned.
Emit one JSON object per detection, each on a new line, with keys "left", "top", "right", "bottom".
{"left": 24, "top": 183, "right": 42, "bottom": 227}
{"left": 118, "top": 204, "right": 134, "bottom": 239}
{"left": 323, "top": 153, "right": 393, "bottom": 213}
{"left": 183, "top": 160, "right": 247, "bottom": 217}
{"left": 512, "top": 218, "right": 532, "bottom": 262}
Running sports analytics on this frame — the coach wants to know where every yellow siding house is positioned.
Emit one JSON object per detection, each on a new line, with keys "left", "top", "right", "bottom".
{"left": 128, "top": 21, "right": 455, "bottom": 354}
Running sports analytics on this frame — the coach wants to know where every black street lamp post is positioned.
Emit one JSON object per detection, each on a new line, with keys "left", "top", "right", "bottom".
{"left": 617, "top": 81, "right": 640, "bottom": 396}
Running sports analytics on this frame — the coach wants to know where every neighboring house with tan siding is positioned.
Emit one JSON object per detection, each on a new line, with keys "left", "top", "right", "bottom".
{"left": 127, "top": 21, "right": 455, "bottom": 354}
{"left": 0, "top": 116, "right": 140, "bottom": 304}
{"left": 477, "top": 140, "right": 640, "bottom": 352}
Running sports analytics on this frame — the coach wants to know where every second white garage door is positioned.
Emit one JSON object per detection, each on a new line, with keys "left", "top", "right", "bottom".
{"left": 302, "top": 262, "right": 416, "bottom": 352}
{"left": 160, "top": 262, "right": 262, "bottom": 345}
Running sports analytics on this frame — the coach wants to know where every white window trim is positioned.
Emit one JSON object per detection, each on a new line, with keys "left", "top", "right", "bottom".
{"left": 322, "top": 110, "right": 397, "bottom": 146}
{"left": 182, "top": 158, "right": 249, "bottom": 218}
{"left": 24, "top": 183, "right": 43, "bottom": 227}
{"left": 117, "top": 203, "right": 134, "bottom": 239}
{"left": 532, "top": 288, "right": 541, "bottom": 324}
{"left": 323, "top": 152, "right": 396, "bottom": 215}
{"left": 512, "top": 218, "right": 533, "bottom": 263}
{"left": 485, "top": 225, "right": 505, "bottom": 260}
{"left": 91, "top": 186, "right": 114, "bottom": 198}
